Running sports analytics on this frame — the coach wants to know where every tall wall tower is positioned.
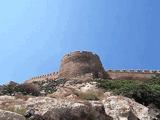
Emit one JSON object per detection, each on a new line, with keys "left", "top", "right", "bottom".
{"left": 59, "top": 51, "right": 106, "bottom": 79}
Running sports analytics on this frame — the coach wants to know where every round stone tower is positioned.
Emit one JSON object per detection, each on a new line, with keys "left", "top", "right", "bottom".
{"left": 59, "top": 51, "right": 106, "bottom": 79}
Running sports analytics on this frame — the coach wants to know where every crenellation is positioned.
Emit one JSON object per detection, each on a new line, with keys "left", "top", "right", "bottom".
{"left": 81, "top": 51, "right": 92, "bottom": 54}
{"left": 63, "top": 51, "right": 99, "bottom": 60}
{"left": 144, "top": 70, "right": 149, "bottom": 73}
{"left": 107, "top": 69, "right": 160, "bottom": 74}
{"left": 152, "top": 70, "right": 157, "bottom": 73}
{"left": 71, "top": 51, "right": 81, "bottom": 54}
{"left": 136, "top": 70, "right": 140, "bottom": 72}
{"left": 26, "top": 72, "right": 59, "bottom": 83}
{"left": 122, "top": 70, "right": 127, "bottom": 72}
{"left": 129, "top": 70, "right": 135, "bottom": 72}
{"left": 26, "top": 51, "right": 160, "bottom": 83}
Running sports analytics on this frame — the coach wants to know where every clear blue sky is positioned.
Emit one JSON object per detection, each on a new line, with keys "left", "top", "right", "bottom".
{"left": 0, "top": 0, "right": 160, "bottom": 84}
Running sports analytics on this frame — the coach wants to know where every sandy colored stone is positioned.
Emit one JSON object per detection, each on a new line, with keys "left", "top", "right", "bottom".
{"left": 59, "top": 51, "right": 106, "bottom": 79}
{"left": 0, "top": 109, "right": 26, "bottom": 120}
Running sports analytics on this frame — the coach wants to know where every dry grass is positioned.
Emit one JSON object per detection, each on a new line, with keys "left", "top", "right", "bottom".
{"left": 0, "top": 95, "right": 27, "bottom": 115}
{"left": 73, "top": 89, "right": 104, "bottom": 101}
{"left": 3, "top": 105, "right": 27, "bottom": 115}
{"left": 14, "top": 94, "right": 30, "bottom": 101}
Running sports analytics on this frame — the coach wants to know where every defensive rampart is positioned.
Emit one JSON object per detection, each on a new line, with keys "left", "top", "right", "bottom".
{"left": 25, "top": 51, "right": 160, "bottom": 83}
{"left": 59, "top": 51, "right": 106, "bottom": 79}
{"left": 107, "top": 70, "right": 160, "bottom": 80}
{"left": 26, "top": 72, "right": 59, "bottom": 83}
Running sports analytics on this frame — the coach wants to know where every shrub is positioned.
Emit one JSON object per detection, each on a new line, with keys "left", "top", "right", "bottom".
{"left": 96, "top": 79, "right": 160, "bottom": 109}
{"left": 1, "top": 81, "right": 18, "bottom": 95}
{"left": 1, "top": 83, "right": 41, "bottom": 96}
{"left": 16, "top": 83, "right": 40, "bottom": 96}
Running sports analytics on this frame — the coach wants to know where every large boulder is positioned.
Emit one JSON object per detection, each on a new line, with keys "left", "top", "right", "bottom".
{"left": 102, "top": 96, "right": 150, "bottom": 120}
{"left": 0, "top": 95, "right": 26, "bottom": 113}
{"left": 25, "top": 96, "right": 150, "bottom": 120}
{"left": 0, "top": 95, "right": 151, "bottom": 120}
{"left": 148, "top": 104, "right": 160, "bottom": 120}
{"left": 43, "top": 101, "right": 113, "bottom": 120}
{"left": 0, "top": 109, "right": 26, "bottom": 120}
{"left": 50, "top": 81, "right": 100, "bottom": 99}
{"left": 25, "top": 97, "right": 112, "bottom": 120}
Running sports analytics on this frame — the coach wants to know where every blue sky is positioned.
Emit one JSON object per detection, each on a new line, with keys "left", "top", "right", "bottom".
{"left": 0, "top": 0, "right": 160, "bottom": 84}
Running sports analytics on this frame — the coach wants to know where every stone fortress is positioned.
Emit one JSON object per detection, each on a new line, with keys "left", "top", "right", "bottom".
{"left": 26, "top": 51, "right": 160, "bottom": 83}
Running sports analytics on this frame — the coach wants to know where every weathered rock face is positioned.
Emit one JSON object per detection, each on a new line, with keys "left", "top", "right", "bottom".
{"left": 102, "top": 96, "right": 150, "bottom": 120}
{"left": 23, "top": 80, "right": 150, "bottom": 120}
{"left": 0, "top": 109, "right": 26, "bottom": 120}
{"left": 43, "top": 101, "right": 113, "bottom": 120}
{"left": 25, "top": 97, "right": 113, "bottom": 120}
{"left": 59, "top": 51, "right": 106, "bottom": 79}
{"left": 25, "top": 96, "right": 150, "bottom": 120}
{"left": 0, "top": 90, "right": 151, "bottom": 120}
{"left": 0, "top": 80, "right": 153, "bottom": 120}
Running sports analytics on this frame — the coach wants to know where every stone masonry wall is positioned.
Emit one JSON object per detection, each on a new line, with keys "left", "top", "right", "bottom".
{"left": 107, "top": 70, "right": 160, "bottom": 80}
{"left": 26, "top": 72, "right": 59, "bottom": 83}
{"left": 25, "top": 51, "right": 160, "bottom": 83}
{"left": 59, "top": 51, "right": 106, "bottom": 79}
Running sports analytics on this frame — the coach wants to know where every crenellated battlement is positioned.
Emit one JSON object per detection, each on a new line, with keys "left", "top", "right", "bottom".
{"left": 107, "top": 69, "right": 160, "bottom": 80}
{"left": 31, "top": 72, "right": 59, "bottom": 80}
{"left": 26, "top": 72, "right": 59, "bottom": 83}
{"left": 63, "top": 51, "right": 98, "bottom": 60}
{"left": 25, "top": 51, "right": 160, "bottom": 83}
{"left": 26, "top": 69, "right": 160, "bottom": 83}
{"left": 107, "top": 69, "right": 160, "bottom": 74}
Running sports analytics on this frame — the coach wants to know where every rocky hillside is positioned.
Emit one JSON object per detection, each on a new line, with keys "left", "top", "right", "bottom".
{"left": 0, "top": 51, "right": 159, "bottom": 120}
{"left": 0, "top": 78, "right": 159, "bottom": 120}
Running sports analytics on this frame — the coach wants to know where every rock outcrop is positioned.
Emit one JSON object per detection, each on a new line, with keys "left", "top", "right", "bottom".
{"left": 0, "top": 80, "right": 151, "bottom": 120}
{"left": 103, "top": 96, "right": 149, "bottom": 120}
{"left": 23, "top": 80, "right": 150, "bottom": 120}
{"left": 0, "top": 109, "right": 26, "bottom": 120}
{"left": 24, "top": 96, "right": 150, "bottom": 120}
{"left": 42, "top": 101, "right": 113, "bottom": 120}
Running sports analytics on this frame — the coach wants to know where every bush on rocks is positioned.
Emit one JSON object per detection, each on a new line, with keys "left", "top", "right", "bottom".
{"left": 1, "top": 81, "right": 18, "bottom": 95}
{"left": 16, "top": 83, "right": 40, "bottom": 96}
{"left": 1, "top": 82, "right": 41, "bottom": 96}
{"left": 96, "top": 77, "right": 160, "bottom": 109}
{"left": 32, "top": 78, "right": 67, "bottom": 95}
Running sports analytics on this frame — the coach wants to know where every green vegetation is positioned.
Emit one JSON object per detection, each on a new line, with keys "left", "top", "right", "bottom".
{"left": 1, "top": 81, "right": 18, "bottom": 95}
{"left": 96, "top": 74, "right": 160, "bottom": 109}
{"left": 1, "top": 82, "right": 40, "bottom": 96}
{"left": 16, "top": 83, "right": 40, "bottom": 96}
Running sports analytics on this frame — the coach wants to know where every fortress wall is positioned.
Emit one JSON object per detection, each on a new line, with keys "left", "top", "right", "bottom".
{"left": 26, "top": 69, "right": 160, "bottom": 83}
{"left": 107, "top": 70, "right": 160, "bottom": 80}
{"left": 59, "top": 51, "right": 106, "bottom": 79}
{"left": 25, "top": 51, "right": 160, "bottom": 83}
{"left": 26, "top": 72, "right": 59, "bottom": 83}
